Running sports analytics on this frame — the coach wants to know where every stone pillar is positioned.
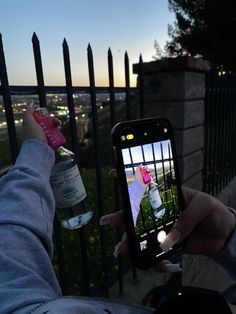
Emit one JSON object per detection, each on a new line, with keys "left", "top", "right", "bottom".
{"left": 133, "top": 56, "right": 210, "bottom": 190}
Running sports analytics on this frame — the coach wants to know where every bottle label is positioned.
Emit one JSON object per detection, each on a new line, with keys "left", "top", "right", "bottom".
{"left": 50, "top": 165, "right": 87, "bottom": 208}
{"left": 149, "top": 187, "right": 162, "bottom": 209}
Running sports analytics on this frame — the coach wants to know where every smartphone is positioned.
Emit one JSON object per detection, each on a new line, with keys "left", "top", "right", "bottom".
{"left": 111, "top": 117, "right": 185, "bottom": 269}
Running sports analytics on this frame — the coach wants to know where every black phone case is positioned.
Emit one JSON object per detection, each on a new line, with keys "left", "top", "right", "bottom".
{"left": 111, "top": 117, "right": 185, "bottom": 269}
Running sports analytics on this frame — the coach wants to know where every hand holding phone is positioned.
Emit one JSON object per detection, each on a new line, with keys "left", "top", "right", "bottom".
{"left": 111, "top": 117, "right": 185, "bottom": 269}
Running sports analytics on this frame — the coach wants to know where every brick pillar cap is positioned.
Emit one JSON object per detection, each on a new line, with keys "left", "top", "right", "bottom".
{"left": 133, "top": 56, "right": 210, "bottom": 74}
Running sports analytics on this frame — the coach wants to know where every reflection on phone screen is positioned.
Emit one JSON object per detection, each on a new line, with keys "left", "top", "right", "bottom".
{"left": 121, "top": 139, "right": 181, "bottom": 251}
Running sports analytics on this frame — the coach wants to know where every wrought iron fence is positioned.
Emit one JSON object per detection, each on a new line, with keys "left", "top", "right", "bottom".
{"left": 203, "top": 70, "right": 236, "bottom": 195}
{"left": 0, "top": 32, "right": 145, "bottom": 297}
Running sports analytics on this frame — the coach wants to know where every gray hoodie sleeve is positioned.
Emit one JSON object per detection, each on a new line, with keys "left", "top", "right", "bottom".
{"left": 0, "top": 140, "right": 62, "bottom": 314}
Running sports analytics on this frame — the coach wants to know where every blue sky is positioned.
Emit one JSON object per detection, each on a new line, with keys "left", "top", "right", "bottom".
{"left": 122, "top": 140, "right": 171, "bottom": 165}
{"left": 0, "top": 0, "right": 175, "bottom": 86}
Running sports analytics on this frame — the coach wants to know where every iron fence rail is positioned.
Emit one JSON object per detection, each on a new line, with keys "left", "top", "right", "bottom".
{"left": 0, "top": 32, "right": 144, "bottom": 297}
{"left": 203, "top": 71, "right": 236, "bottom": 195}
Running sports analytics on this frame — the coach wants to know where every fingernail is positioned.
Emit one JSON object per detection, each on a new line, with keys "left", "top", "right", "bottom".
{"left": 159, "top": 229, "right": 182, "bottom": 253}
{"left": 159, "top": 263, "right": 182, "bottom": 272}
{"left": 99, "top": 214, "right": 113, "bottom": 225}
{"left": 27, "top": 102, "right": 35, "bottom": 112}
{"left": 113, "top": 242, "right": 121, "bottom": 258}
{"left": 109, "top": 169, "right": 117, "bottom": 177}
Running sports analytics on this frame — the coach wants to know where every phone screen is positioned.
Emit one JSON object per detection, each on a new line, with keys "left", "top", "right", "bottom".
{"left": 115, "top": 119, "right": 183, "bottom": 263}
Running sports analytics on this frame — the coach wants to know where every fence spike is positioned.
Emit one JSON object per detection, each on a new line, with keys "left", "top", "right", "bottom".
{"left": 62, "top": 38, "right": 68, "bottom": 47}
{"left": 32, "top": 32, "right": 39, "bottom": 42}
{"left": 87, "top": 43, "right": 92, "bottom": 55}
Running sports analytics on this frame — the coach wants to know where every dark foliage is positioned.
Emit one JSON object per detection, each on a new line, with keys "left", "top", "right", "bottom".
{"left": 167, "top": 0, "right": 236, "bottom": 70}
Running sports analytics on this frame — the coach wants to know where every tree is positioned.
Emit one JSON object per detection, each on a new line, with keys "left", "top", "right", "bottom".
{"left": 166, "top": 0, "right": 236, "bottom": 70}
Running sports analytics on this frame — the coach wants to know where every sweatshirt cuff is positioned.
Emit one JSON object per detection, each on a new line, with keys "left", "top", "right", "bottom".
{"left": 14, "top": 140, "right": 55, "bottom": 179}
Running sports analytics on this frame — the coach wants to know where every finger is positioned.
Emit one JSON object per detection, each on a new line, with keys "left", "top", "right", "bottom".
{"left": 22, "top": 108, "right": 36, "bottom": 125}
{"left": 53, "top": 117, "right": 62, "bottom": 127}
{"left": 27, "top": 102, "right": 36, "bottom": 112}
{"left": 113, "top": 237, "right": 129, "bottom": 257}
{"left": 109, "top": 169, "right": 117, "bottom": 177}
{"left": 100, "top": 210, "right": 125, "bottom": 227}
{"left": 160, "top": 190, "right": 212, "bottom": 252}
{"left": 152, "top": 260, "right": 182, "bottom": 273}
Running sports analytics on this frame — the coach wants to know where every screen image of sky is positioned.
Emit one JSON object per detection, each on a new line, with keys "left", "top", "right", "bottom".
{"left": 122, "top": 139, "right": 174, "bottom": 183}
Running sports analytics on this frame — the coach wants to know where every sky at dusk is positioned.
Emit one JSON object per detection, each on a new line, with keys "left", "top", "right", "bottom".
{"left": 0, "top": 0, "right": 175, "bottom": 87}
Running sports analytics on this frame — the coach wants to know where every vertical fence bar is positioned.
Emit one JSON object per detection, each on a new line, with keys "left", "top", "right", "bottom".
{"left": 53, "top": 217, "right": 67, "bottom": 294}
{"left": 62, "top": 39, "right": 80, "bottom": 156}
{"left": 32, "top": 33, "right": 47, "bottom": 108}
{"left": 217, "top": 72, "right": 223, "bottom": 194}
{"left": 124, "top": 51, "right": 137, "bottom": 281}
{"left": 32, "top": 33, "right": 67, "bottom": 293}
{"left": 124, "top": 52, "right": 131, "bottom": 120}
{"left": 222, "top": 74, "right": 230, "bottom": 187}
{"left": 203, "top": 71, "right": 210, "bottom": 193}
{"left": 108, "top": 48, "right": 124, "bottom": 295}
{"left": 232, "top": 74, "right": 236, "bottom": 177}
{"left": 211, "top": 71, "right": 218, "bottom": 195}
{"left": 63, "top": 39, "right": 91, "bottom": 295}
{"left": 108, "top": 48, "right": 116, "bottom": 127}
{"left": 204, "top": 70, "right": 236, "bottom": 194}
{"left": 87, "top": 44, "right": 108, "bottom": 297}
{"left": 228, "top": 73, "right": 234, "bottom": 181}
{"left": 138, "top": 54, "right": 144, "bottom": 119}
{"left": 205, "top": 71, "right": 214, "bottom": 194}
{"left": 229, "top": 73, "right": 236, "bottom": 179}
{"left": 0, "top": 33, "right": 18, "bottom": 163}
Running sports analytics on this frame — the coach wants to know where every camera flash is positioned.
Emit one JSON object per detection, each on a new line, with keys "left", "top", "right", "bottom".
{"left": 157, "top": 230, "right": 167, "bottom": 243}
{"left": 164, "top": 128, "right": 168, "bottom": 133}
{"left": 126, "top": 134, "right": 134, "bottom": 140}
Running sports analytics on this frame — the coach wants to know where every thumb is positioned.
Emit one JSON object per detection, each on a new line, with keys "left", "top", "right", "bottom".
{"left": 159, "top": 188, "right": 212, "bottom": 253}
{"left": 22, "top": 107, "right": 35, "bottom": 124}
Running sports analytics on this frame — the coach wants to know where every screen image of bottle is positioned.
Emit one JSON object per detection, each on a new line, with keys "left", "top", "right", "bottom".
{"left": 148, "top": 181, "right": 165, "bottom": 219}
{"left": 33, "top": 107, "right": 93, "bottom": 230}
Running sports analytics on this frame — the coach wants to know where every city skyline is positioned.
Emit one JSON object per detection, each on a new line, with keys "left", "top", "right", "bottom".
{"left": 0, "top": 0, "right": 175, "bottom": 87}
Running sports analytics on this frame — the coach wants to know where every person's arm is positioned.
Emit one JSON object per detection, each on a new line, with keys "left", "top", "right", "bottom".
{"left": 128, "top": 178, "right": 146, "bottom": 226}
{"left": 0, "top": 111, "right": 62, "bottom": 313}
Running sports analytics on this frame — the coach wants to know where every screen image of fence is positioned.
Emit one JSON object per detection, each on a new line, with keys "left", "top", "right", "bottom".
{"left": 122, "top": 139, "right": 181, "bottom": 235}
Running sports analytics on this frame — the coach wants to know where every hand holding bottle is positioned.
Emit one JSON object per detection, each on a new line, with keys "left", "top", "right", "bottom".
{"left": 30, "top": 106, "right": 93, "bottom": 229}
{"left": 32, "top": 107, "right": 66, "bottom": 149}
{"left": 137, "top": 165, "right": 152, "bottom": 185}
{"left": 20, "top": 107, "right": 48, "bottom": 144}
{"left": 20, "top": 106, "right": 62, "bottom": 146}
